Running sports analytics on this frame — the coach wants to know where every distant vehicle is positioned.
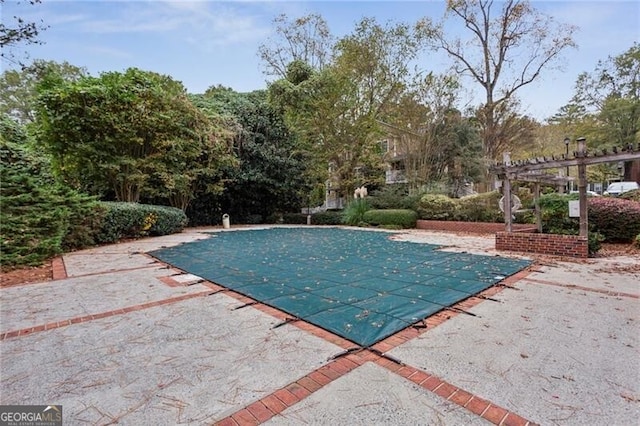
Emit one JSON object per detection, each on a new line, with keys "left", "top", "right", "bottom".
{"left": 603, "top": 181, "right": 640, "bottom": 196}
{"left": 570, "top": 190, "right": 600, "bottom": 197}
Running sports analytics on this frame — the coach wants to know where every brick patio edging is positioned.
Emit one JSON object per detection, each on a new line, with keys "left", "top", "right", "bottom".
{"left": 51, "top": 257, "right": 67, "bottom": 280}
{"left": 417, "top": 220, "right": 535, "bottom": 234}
{"left": 213, "top": 267, "right": 537, "bottom": 426}
{"left": 2, "top": 258, "right": 537, "bottom": 425}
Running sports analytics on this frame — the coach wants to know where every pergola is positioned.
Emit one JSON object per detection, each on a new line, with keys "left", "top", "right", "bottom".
{"left": 490, "top": 139, "right": 640, "bottom": 237}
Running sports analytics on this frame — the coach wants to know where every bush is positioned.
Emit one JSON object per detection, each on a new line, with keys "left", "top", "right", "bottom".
{"left": 96, "top": 202, "right": 187, "bottom": 243}
{"left": 342, "top": 199, "right": 370, "bottom": 226}
{"left": 282, "top": 213, "right": 308, "bottom": 224}
{"left": 588, "top": 197, "right": 640, "bottom": 243}
{"left": 620, "top": 189, "right": 640, "bottom": 202}
{"left": 416, "top": 194, "right": 458, "bottom": 220}
{"left": 368, "top": 186, "right": 422, "bottom": 210}
{"left": 363, "top": 209, "right": 418, "bottom": 229}
{"left": 456, "top": 191, "right": 503, "bottom": 222}
{"left": 0, "top": 140, "right": 102, "bottom": 268}
{"left": 635, "top": 234, "right": 640, "bottom": 248}
{"left": 244, "top": 214, "right": 264, "bottom": 225}
{"left": 588, "top": 232, "right": 605, "bottom": 255}
{"left": 538, "top": 193, "right": 580, "bottom": 234}
{"left": 311, "top": 211, "right": 343, "bottom": 225}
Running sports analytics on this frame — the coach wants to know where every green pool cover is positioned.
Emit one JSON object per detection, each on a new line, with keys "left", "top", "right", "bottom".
{"left": 149, "top": 228, "right": 530, "bottom": 347}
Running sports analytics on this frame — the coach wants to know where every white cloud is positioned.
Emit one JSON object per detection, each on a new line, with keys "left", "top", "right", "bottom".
{"left": 70, "top": 0, "right": 272, "bottom": 47}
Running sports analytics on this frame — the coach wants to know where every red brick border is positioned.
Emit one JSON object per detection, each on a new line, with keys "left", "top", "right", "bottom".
{"left": 213, "top": 348, "right": 537, "bottom": 426}
{"left": 0, "top": 290, "right": 213, "bottom": 341}
{"left": 8, "top": 254, "right": 538, "bottom": 425}
{"left": 523, "top": 277, "right": 639, "bottom": 299}
{"left": 51, "top": 257, "right": 67, "bottom": 280}
{"left": 417, "top": 220, "right": 534, "bottom": 234}
{"left": 213, "top": 267, "right": 537, "bottom": 426}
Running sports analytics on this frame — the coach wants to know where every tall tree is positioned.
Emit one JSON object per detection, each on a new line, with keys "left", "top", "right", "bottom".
{"left": 258, "top": 13, "right": 333, "bottom": 78}
{"left": 0, "top": 60, "right": 86, "bottom": 124}
{"left": 190, "top": 87, "right": 312, "bottom": 222}
{"left": 571, "top": 43, "right": 640, "bottom": 147}
{"left": 36, "top": 68, "right": 232, "bottom": 206}
{"left": 555, "top": 44, "right": 640, "bottom": 182}
{"left": 421, "top": 0, "right": 577, "bottom": 161}
{"left": 269, "top": 17, "right": 426, "bottom": 200}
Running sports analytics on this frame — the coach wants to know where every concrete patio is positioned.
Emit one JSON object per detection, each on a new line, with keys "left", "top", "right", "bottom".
{"left": 1, "top": 226, "right": 638, "bottom": 425}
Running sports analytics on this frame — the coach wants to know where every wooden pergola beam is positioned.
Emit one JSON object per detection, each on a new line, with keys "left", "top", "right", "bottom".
{"left": 491, "top": 151, "right": 640, "bottom": 174}
{"left": 495, "top": 139, "right": 640, "bottom": 238}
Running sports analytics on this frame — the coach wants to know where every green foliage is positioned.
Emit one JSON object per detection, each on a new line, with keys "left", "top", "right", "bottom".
{"left": 282, "top": 213, "right": 309, "bottom": 224}
{"left": 535, "top": 195, "right": 604, "bottom": 254}
{"left": 635, "top": 234, "right": 640, "bottom": 248}
{"left": 190, "top": 88, "right": 311, "bottom": 224}
{"left": 455, "top": 191, "right": 502, "bottom": 222}
{"left": 588, "top": 197, "right": 640, "bottom": 243}
{"left": 416, "top": 194, "right": 458, "bottom": 220}
{"left": 569, "top": 43, "right": 639, "bottom": 150}
{"left": 368, "top": 185, "right": 422, "bottom": 210}
{"left": 588, "top": 232, "right": 605, "bottom": 255}
{"left": 363, "top": 209, "right": 418, "bottom": 228}
{"left": 342, "top": 199, "right": 370, "bottom": 226}
{"left": 36, "top": 68, "right": 232, "bottom": 207}
{"left": 268, "top": 17, "right": 427, "bottom": 201}
{"left": 311, "top": 211, "right": 343, "bottom": 225}
{"left": 95, "top": 202, "right": 187, "bottom": 244}
{"left": 620, "top": 189, "right": 640, "bottom": 202}
{"left": 538, "top": 193, "right": 579, "bottom": 234}
{"left": 0, "top": 138, "right": 101, "bottom": 268}
{"left": 0, "top": 60, "right": 86, "bottom": 123}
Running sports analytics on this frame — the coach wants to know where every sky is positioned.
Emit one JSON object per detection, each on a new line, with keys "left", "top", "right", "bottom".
{"left": 2, "top": 0, "right": 639, "bottom": 121}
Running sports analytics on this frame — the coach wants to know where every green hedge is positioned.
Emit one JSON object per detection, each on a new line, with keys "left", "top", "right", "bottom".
{"left": 363, "top": 209, "right": 418, "bottom": 229}
{"left": 311, "top": 211, "right": 343, "bottom": 225}
{"left": 283, "top": 213, "right": 308, "bottom": 224}
{"left": 455, "top": 191, "right": 503, "bottom": 222}
{"left": 368, "top": 186, "right": 422, "bottom": 210}
{"left": 416, "top": 194, "right": 458, "bottom": 220}
{"left": 96, "top": 202, "right": 188, "bottom": 243}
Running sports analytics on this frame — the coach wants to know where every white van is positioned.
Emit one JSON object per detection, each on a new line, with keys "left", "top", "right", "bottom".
{"left": 604, "top": 181, "right": 639, "bottom": 196}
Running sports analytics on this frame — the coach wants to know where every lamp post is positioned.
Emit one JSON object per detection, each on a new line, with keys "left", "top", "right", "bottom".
{"left": 617, "top": 162, "right": 624, "bottom": 181}
{"left": 564, "top": 137, "right": 570, "bottom": 192}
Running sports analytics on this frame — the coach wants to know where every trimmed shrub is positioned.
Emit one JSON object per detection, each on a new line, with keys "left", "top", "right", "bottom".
{"left": 311, "top": 211, "right": 343, "bottom": 225}
{"left": 363, "top": 209, "right": 418, "bottom": 229}
{"left": 588, "top": 197, "right": 640, "bottom": 243}
{"left": 456, "top": 191, "right": 503, "bottom": 222}
{"left": 282, "top": 212, "right": 308, "bottom": 224}
{"left": 416, "top": 194, "right": 458, "bottom": 220}
{"left": 368, "top": 186, "right": 422, "bottom": 210}
{"left": 96, "top": 202, "right": 187, "bottom": 243}
{"left": 620, "top": 189, "right": 640, "bottom": 202}
{"left": 342, "top": 199, "right": 370, "bottom": 226}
